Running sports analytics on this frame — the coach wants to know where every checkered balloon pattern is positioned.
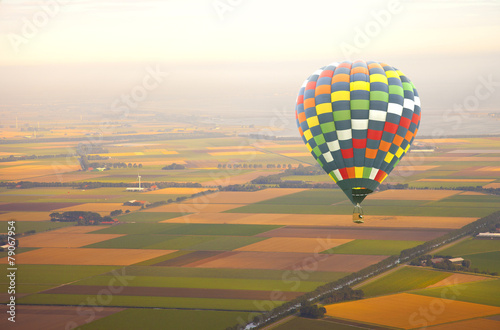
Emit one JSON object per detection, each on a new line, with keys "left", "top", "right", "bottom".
{"left": 296, "top": 60, "right": 421, "bottom": 204}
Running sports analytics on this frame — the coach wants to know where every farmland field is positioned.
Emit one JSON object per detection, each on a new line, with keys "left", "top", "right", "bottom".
{"left": 438, "top": 237, "right": 500, "bottom": 256}
{"left": 78, "top": 309, "right": 252, "bottom": 330}
{"left": 322, "top": 239, "right": 424, "bottom": 256}
{"left": 18, "top": 294, "right": 284, "bottom": 311}
{"left": 0, "top": 247, "right": 176, "bottom": 265}
{"left": 324, "top": 293, "right": 500, "bottom": 329}
{"left": 358, "top": 266, "right": 451, "bottom": 297}
{"left": 1, "top": 130, "right": 499, "bottom": 330}
{"left": 413, "top": 279, "right": 500, "bottom": 307}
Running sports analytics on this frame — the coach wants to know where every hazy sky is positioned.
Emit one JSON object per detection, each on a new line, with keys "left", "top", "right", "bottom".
{"left": 1, "top": 0, "right": 499, "bottom": 133}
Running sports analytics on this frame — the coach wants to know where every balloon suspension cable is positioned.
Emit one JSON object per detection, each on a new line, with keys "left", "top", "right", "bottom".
{"left": 352, "top": 203, "right": 364, "bottom": 224}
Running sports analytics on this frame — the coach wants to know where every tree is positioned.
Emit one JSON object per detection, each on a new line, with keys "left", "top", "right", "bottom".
{"left": 462, "top": 259, "right": 471, "bottom": 268}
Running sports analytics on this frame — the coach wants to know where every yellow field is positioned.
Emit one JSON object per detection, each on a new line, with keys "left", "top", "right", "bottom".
{"left": 426, "top": 274, "right": 490, "bottom": 289}
{"left": 208, "top": 151, "right": 264, "bottom": 156}
{"left": 143, "top": 149, "right": 179, "bottom": 155}
{"left": 417, "top": 138, "right": 469, "bottom": 143}
{"left": 459, "top": 191, "right": 487, "bottom": 196}
{"left": 395, "top": 165, "right": 439, "bottom": 171}
{"left": 144, "top": 187, "right": 212, "bottom": 195}
{"left": 257, "top": 143, "right": 304, "bottom": 148}
{"left": 476, "top": 166, "right": 500, "bottom": 171}
{"left": 163, "top": 213, "right": 476, "bottom": 229}
{"left": 181, "top": 188, "right": 305, "bottom": 204}
{"left": 416, "top": 179, "right": 494, "bottom": 182}
{"left": 0, "top": 164, "right": 81, "bottom": 181}
{"left": 426, "top": 318, "right": 500, "bottom": 330}
{"left": 0, "top": 151, "right": 24, "bottom": 156}
{"left": 0, "top": 212, "right": 50, "bottom": 222}
{"left": 235, "top": 237, "right": 353, "bottom": 253}
{"left": 324, "top": 293, "right": 500, "bottom": 329}
{"left": 147, "top": 203, "right": 246, "bottom": 213}
{"left": 206, "top": 146, "right": 255, "bottom": 150}
{"left": 0, "top": 248, "right": 176, "bottom": 266}
{"left": 369, "top": 189, "right": 460, "bottom": 201}
{"left": 279, "top": 152, "right": 311, "bottom": 157}
{"left": 89, "top": 152, "right": 145, "bottom": 157}
{"left": 484, "top": 182, "right": 500, "bottom": 189}
{"left": 54, "top": 203, "right": 142, "bottom": 213}
{"left": 18, "top": 233, "right": 124, "bottom": 248}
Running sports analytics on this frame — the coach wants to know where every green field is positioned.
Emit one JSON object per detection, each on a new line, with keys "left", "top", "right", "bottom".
{"left": 359, "top": 267, "right": 451, "bottom": 297}
{"left": 18, "top": 294, "right": 284, "bottom": 311}
{"left": 80, "top": 309, "right": 252, "bottom": 330}
{"left": 466, "top": 251, "right": 500, "bottom": 273}
{"left": 322, "top": 240, "right": 424, "bottom": 256}
{"left": 0, "top": 265, "right": 118, "bottom": 285}
{"left": 438, "top": 238, "right": 500, "bottom": 256}
{"left": 121, "top": 266, "right": 348, "bottom": 283}
{"left": 73, "top": 275, "right": 325, "bottom": 292}
{"left": 92, "top": 223, "right": 281, "bottom": 236}
{"left": 413, "top": 279, "right": 500, "bottom": 307}
{"left": 0, "top": 221, "right": 74, "bottom": 234}
{"left": 116, "top": 212, "right": 185, "bottom": 223}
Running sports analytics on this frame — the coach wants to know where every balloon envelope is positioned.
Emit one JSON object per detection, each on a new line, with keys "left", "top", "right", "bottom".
{"left": 295, "top": 60, "right": 421, "bottom": 205}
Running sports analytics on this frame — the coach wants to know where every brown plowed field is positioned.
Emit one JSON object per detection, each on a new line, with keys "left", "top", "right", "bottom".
{"left": 153, "top": 251, "right": 228, "bottom": 267}
{"left": 0, "top": 202, "right": 82, "bottom": 212}
{"left": 235, "top": 237, "right": 353, "bottom": 253}
{"left": 0, "top": 305, "right": 124, "bottom": 330}
{"left": 427, "top": 273, "right": 490, "bottom": 288}
{"left": 0, "top": 248, "right": 176, "bottom": 266}
{"left": 324, "top": 293, "right": 500, "bottom": 329}
{"left": 190, "top": 251, "right": 386, "bottom": 272}
{"left": 257, "top": 226, "right": 451, "bottom": 241}
{"left": 44, "top": 285, "right": 302, "bottom": 300}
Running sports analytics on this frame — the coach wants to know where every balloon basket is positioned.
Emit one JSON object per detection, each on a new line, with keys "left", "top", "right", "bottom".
{"left": 352, "top": 204, "right": 364, "bottom": 224}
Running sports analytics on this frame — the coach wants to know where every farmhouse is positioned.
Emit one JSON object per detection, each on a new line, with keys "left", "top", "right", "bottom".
{"left": 449, "top": 257, "right": 464, "bottom": 264}
{"left": 126, "top": 187, "right": 145, "bottom": 192}
{"left": 431, "top": 257, "right": 444, "bottom": 264}
{"left": 476, "top": 232, "right": 500, "bottom": 239}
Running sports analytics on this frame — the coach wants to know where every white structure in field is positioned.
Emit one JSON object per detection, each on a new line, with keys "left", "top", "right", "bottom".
{"left": 126, "top": 174, "right": 145, "bottom": 192}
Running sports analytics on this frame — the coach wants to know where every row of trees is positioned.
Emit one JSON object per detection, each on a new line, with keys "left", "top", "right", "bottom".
{"left": 226, "top": 210, "right": 500, "bottom": 330}
{"left": 49, "top": 211, "right": 113, "bottom": 225}
{"left": 0, "top": 180, "right": 204, "bottom": 189}
{"left": 162, "top": 163, "right": 186, "bottom": 170}
{"left": 88, "top": 162, "right": 143, "bottom": 169}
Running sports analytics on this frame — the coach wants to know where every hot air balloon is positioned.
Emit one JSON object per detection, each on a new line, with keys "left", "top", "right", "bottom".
{"left": 295, "top": 60, "right": 421, "bottom": 223}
